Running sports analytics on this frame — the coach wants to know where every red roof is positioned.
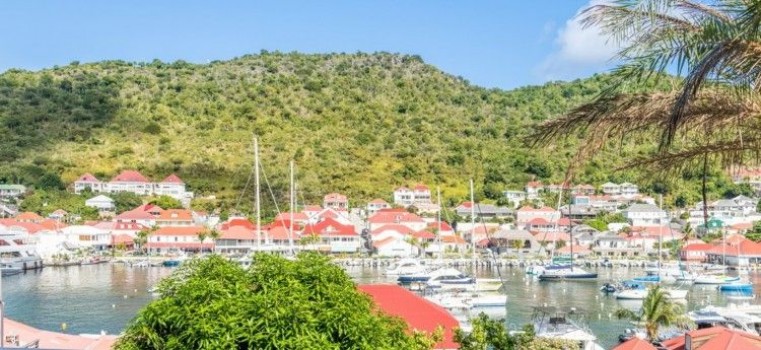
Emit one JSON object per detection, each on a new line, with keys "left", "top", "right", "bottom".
{"left": 427, "top": 221, "right": 454, "bottom": 232}
{"left": 145, "top": 242, "right": 214, "bottom": 249}
{"left": 369, "top": 198, "right": 389, "bottom": 205}
{"left": 557, "top": 244, "right": 591, "bottom": 254}
{"left": 268, "top": 226, "right": 300, "bottom": 241}
{"left": 112, "top": 234, "right": 134, "bottom": 245}
{"left": 152, "top": 226, "right": 205, "bottom": 236}
{"left": 372, "top": 236, "right": 397, "bottom": 248}
{"left": 0, "top": 219, "right": 47, "bottom": 234}
{"left": 161, "top": 173, "right": 184, "bottom": 184}
{"left": 274, "top": 212, "right": 309, "bottom": 222}
{"left": 413, "top": 184, "right": 429, "bottom": 191}
{"left": 323, "top": 192, "right": 347, "bottom": 202}
{"left": 220, "top": 226, "right": 256, "bottom": 240}
{"left": 707, "top": 240, "right": 761, "bottom": 256}
{"left": 527, "top": 217, "right": 550, "bottom": 225}
{"left": 368, "top": 211, "right": 424, "bottom": 224}
{"left": 77, "top": 173, "right": 101, "bottom": 182}
{"left": 115, "top": 209, "right": 155, "bottom": 220}
{"left": 441, "top": 235, "right": 466, "bottom": 244}
{"left": 517, "top": 206, "right": 556, "bottom": 212}
{"left": 39, "top": 219, "right": 66, "bottom": 231}
{"left": 358, "top": 284, "right": 459, "bottom": 349}
{"left": 557, "top": 217, "right": 571, "bottom": 226}
{"left": 534, "top": 231, "right": 571, "bottom": 242}
{"left": 681, "top": 243, "right": 715, "bottom": 252}
{"left": 156, "top": 209, "right": 194, "bottom": 221}
{"left": 526, "top": 181, "right": 542, "bottom": 188}
{"left": 112, "top": 170, "right": 149, "bottom": 183}
{"left": 459, "top": 201, "right": 474, "bottom": 209}
{"left": 371, "top": 224, "right": 415, "bottom": 236}
{"left": 661, "top": 326, "right": 761, "bottom": 350}
{"left": 302, "top": 217, "right": 356, "bottom": 236}
{"left": 612, "top": 337, "right": 657, "bottom": 350}
{"left": 16, "top": 212, "right": 43, "bottom": 221}
{"left": 413, "top": 231, "right": 435, "bottom": 239}
{"left": 731, "top": 222, "right": 753, "bottom": 230}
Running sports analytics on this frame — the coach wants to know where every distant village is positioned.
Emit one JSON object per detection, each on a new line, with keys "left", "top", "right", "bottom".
{"left": 2, "top": 168, "right": 761, "bottom": 267}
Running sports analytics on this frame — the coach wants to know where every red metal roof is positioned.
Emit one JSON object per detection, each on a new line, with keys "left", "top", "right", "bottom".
{"left": 358, "top": 284, "right": 460, "bottom": 350}
{"left": 220, "top": 226, "right": 256, "bottom": 240}
{"left": 427, "top": 221, "right": 454, "bottom": 232}
{"left": 302, "top": 217, "right": 356, "bottom": 236}
{"left": 323, "top": 192, "right": 347, "bottom": 201}
{"left": 681, "top": 243, "right": 715, "bottom": 252}
{"left": 368, "top": 211, "right": 424, "bottom": 224}
{"left": 112, "top": 170, "right": 149, "bottom": 183}
{"left": 152, "top": 226, "right": 205, "bottom": 236}
{"left": 115, "top": 209, "right": 155, "bottom": 220}
{"left": 371, "top": 224, "right": 415, "bottom": 236}
{"left": 413, "top": 231, "right": 435, "bottom": 239}
{"left": 661, "top": 326, "right": 761, "bottom": 350}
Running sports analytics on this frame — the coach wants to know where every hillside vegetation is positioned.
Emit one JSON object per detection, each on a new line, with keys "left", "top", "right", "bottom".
{"left": 0, "top": 52, "right": 743, "bottom": 212}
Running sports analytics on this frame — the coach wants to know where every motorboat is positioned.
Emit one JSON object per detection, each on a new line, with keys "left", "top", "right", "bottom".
{"left": 538, "top": 267, "right": 597, "bottom": 281}
{"left": 425, "top": 291, "right": 507, "bottom": 310}
{"left": 689, "top": 306, "right": 761, "bottom": 335}
{"left": 384, "top": 258, "right": 426, "bottom": 276}
{"left": 1, "top": 264, "right": 21, "bottom": 276}
{"left": 718, "top": 280, "right": 753, "bottom": 293}
{"left": 600, "top": 283, "right": 618, "bottom": 294}
{"left": 0, "top": 230, "right": 43, "bottom": 271}
{"left": 694, "top": 274, "right": 740, "bottom": 285}
{"left": 613, "top": 280, "right": 688, "bottom": 300}
{"left": 424, "top": 269, "right": 474, "bottom": 290}
{"left": 398, "top": 266, "right": 453, "bottom": 285}
{"left": 531, "top": 306, "right": 605, "bottom": 350}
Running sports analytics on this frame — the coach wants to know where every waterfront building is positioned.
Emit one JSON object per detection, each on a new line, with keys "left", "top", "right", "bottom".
{"left": 155, "top": 209, "right": 195, "bottom": 227}
{"left": 145, "top": 226, "right": 212, "bottom": 253}
{"left": 680, "top": 243, "right": 714, "bottom": 262}
{"left": 216, "top": 225, "right": 258, "bottom": 254}
{"left": 302, "top": 217, "right": 360, "bottom": 253}
{"left": 660, "top": 325, "right": 761, "bottom": 349}
{"left": 73, "top": 170, "right": 193, "bottom": 203}
{"left": 114, "top": 208, "right": 156, "bottom": 228}
{"left": 60, "top": 225, "right": 112, "bottom": 251}
{"left": 705, "top": 236, "right": 761, "bottom": 267}
{"left": 85, "top": 194, "right": 115, "bottom": 212}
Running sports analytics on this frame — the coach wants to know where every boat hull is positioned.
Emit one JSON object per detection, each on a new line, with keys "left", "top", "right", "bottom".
{"left": 538, "top": 273, "right": 598, "bottom": 281}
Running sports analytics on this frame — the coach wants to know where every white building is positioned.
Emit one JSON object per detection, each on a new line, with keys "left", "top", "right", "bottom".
{"left": 85, "top": 195, "right": 115, "bottom": 212}
{"left": 60, "top": 225, "right": 112, "bottom": 251}
{"left": 601, "top": 182, "right": 621, "bottom": 195}
{"left": 0, "top": 184, "right": 26, "bottom": 198}
{"left": 366, "top": 199, "right": 391, "bottom": 216}
{"left": 503, "top": 190, "right": 527, "bottom": 208}
{"left": 392, "top": 184, "right": 432, "bottom": 207}
{"left": 73, "top": 170, "right": 193, "bottom": 202}
{"left": 623, "top": 203, "right": 668, "bottom": 227}
{"left": 515, "top": 206, "right": 561, "bottom": 225}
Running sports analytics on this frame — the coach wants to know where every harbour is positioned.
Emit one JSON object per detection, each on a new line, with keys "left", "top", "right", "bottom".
{"left": 2, "top": 260, "right": 760, "bottom": 349}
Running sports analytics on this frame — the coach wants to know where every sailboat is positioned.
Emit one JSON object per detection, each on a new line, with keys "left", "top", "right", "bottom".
{"left": 538, "top": 186, "right": 598, "bottom": 281}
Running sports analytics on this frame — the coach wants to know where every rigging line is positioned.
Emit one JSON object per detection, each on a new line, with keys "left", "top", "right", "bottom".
{"left": 259, "top": 160, "right": 283, "bottom": 219}
{"left": 234, "top": 152, "right": 256, "bottom": 212}
{"left": 475, "top": 204, "right": 504, "bottom": 283}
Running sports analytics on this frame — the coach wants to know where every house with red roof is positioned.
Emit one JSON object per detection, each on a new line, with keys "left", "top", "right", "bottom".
{"left": 525, "top": 181, "right": 544, "bottom": 199}
{"left": 16, "top": 212, "right": 43, "bottom": 224}
{"left": 146, "top": 226, "right": 212, "bottom": 253}
{"left": 155, "top": 209, "right": 195, "bottom": 227}
{"left": 367, "top": 198, "right": 391, "bottom": 216}
{"left": 322, "top": 192, "right": 349, "bottom": 211}
{"left": 373, "top": 236, "right": 415, "bottom": 257}
{"left": 306, "top": 207, "right": 353, "bottom": 225}
{"left": 301, "top": 217, "right": 360, "bottom": 253}
{"left": 612, "top": 337, "right": 656, "bottom": 350}
{"left": 115, "top": 209, "right": 156, "bottom": 228}
{"left": 660, "top": 326, "right": 761, "bottom": 349}
{"left": 358, "top": 284, "right": 460, "bottom": 350}
{"left": 515, "top": 206, "right": 561, "bottom": 225}
{"left": 368, "top": 211, "right": 426, "bottom": 231}
{"left": 705, "top": 237, "right": 761, "bottom": 267}
{"left": 73, "top": 170, "right": 193, "bottom": 202}
{"left": 526, "top": 217, "right": 555, "bottom": 233}
{"left": 216, "top": 226, "right": 259, "bottom": 254}
{"left": 427, "top": 221, "right": 454, "bottom": 235}
{"left": 680, "top": 243, "right": 714, "bottom": 262}
{"left": 393, "top": 184, "right": 432, "bottom": 208}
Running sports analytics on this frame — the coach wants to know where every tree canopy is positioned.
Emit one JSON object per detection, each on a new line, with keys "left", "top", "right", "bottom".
{"left": 115, "top": 253, "right": 438, "bottom": 350}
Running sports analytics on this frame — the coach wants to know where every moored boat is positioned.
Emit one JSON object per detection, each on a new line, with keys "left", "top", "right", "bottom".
{"left": 384, "top": 258, "right": 426, "bottom": 276}
{"left": 694, "top": 274, "right": 740, "bottom": 285}
{"left": 538, "top": 267, "right": 598, "bottom": 281}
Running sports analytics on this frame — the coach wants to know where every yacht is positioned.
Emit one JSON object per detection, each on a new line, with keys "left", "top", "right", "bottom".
{"left": 689, "top": 306, "right": 761, "bottom": 335}
{"left": 0, "top": 230, "right": 43, "bottom": 271}
{"left": 384, "top": 258, "right": 426, "bottom": 276}
{"left": 424, "top": 268, "right": 474, "bottom": 290}
{"left": 693, "top": 274, "right": 740, "bottom": 285}
{"left": 718, "top": 280, "right": 753, "bottom": 293}
{"left": 531, "top": 306, "right": 604, "bottom": 350}
{"left": 425, "top": 291, "right": 507, "bottom": 310}
{"left": 613, "top": 281, "right": 688, "bottom": 300}
{"left": 537, "top": 266, "right": 598, "bottom": 281}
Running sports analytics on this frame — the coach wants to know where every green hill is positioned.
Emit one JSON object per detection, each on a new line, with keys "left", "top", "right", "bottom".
{"left": 0, "top": 52, "right": 743, "bottom": 212}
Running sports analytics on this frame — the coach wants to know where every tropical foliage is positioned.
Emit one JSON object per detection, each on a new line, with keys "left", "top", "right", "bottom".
{"left": 454, "top": 313, "right": 579, "bottom": 350}
{"left": 115, "top": 253, "right": 439, "bottom": 350}
{"left": 614, "top": 285, "right": 691, "bottom": 341}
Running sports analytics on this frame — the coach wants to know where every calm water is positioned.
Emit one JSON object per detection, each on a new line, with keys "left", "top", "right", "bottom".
{"left": 1, "top": 263, "right": 760, "bottom": 349}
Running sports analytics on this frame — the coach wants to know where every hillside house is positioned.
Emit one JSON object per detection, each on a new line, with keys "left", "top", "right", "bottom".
{"left": 322, "top": 193, "right": 348, "bottom": 211}
{"left": 366, "top": 198, "right": 391, "bottom": 216}
{"left": 302, "top": 217, "right": 360, "bottom": 253}
{"left": 0, "top": 184, "right": 26, "bottom": 198}
{"left": 623, "top": 203, "right": 668, "bottom": 227}
{"left": 525, "top": 181, "right": 544, "bottom": 199}
{"left": 454, "top": 202, "right": 512, "bottom": 219}
{"left": 85, "top": 195, "right": 115, "bottom": 212}
{"left": 73, "top": 170, "right": 193, "bottom": 202}
{"left": 515, "top": 206, "right": 561, "bottom": 225}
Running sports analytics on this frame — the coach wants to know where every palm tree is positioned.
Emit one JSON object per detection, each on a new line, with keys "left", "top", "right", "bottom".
{"left": 532, "top": 1, "right": 761, "bottom": 225}
{"left": 206, "top": 228, "right": 220, "bottom": 254}
{"left": 682, "top": 222, "right": 695, "bottom": 242}
{"left": 614, "top": 285, "right": 691, "bottom": 341}
{"left": 197, "top": 231, "right": 208, "bottom": 254}
{"left": 134, "top": 229, "right": 150, "bottom": 255}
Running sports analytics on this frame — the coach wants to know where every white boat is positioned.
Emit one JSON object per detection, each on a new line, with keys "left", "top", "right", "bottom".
{"left": 615, "top": 287, "right": 688, "bottom": 300}
{"left": 531, "top": 306, "right": 604, "bottom": 350}
{"left": 384, "top": 258, "right": 426, "bottom": 276}
{"left": 425, "top": 292, "right": 507, "bottom": 310}
{"left": 0, "top": 230, "right": 43, "bottom": 271}
{"left": 694, "top": 274, "right": 740, "bottom": 285}
{"left": 424, "top": 268, "right": 474, "bottom": 290}
{"left": 537, "top": 267, "right": 598, "bottom": 281}
{"left": 690, "top": 306, "right": 761, "bottom": 335}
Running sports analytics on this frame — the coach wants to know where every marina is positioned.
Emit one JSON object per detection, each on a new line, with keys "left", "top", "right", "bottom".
{"left": 1, "top": 260, "right": 760, "bottom": 348}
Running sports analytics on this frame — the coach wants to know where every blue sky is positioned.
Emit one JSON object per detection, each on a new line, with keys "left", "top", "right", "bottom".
{"left": 1, "top": 1, "right": 617, "bottom": 89}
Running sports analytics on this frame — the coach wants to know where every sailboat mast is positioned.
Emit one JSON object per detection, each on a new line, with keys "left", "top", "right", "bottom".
{"left": 569, "top": 187, "right": 573, "bottom": 263}
{"left": 254, "top": 136, "right": 261, "bottom": 251}
{"left": 470, "top": 179, "right": 476, "bottom": 268}
{"left": 289, "top": 160, "right": 295, "bottom": 255}
{"left": 437, "top": 186, "right": 442, "bottom": 262}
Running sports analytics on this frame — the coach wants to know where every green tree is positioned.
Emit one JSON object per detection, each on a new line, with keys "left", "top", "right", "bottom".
{"left": 454, "top": 313, "right": 578, "bottom": 350}
{"left": 149, "top": 195, "right": 184, "bottom": 209}
{"left": 111, "top": 192, "right": 143, "bottom": 213}
{"left": 116, "top": 253, "right": 438, "bottom": 350}
{"left": 614, "top": 285, "right": 691, "bottom": 341}
{"left": 134, "top": 229, "right": 150, "bottom": 255}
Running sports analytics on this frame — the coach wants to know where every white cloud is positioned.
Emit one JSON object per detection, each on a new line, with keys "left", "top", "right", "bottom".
{"left": 537, "top": 0, "right": 619, "bottom": 81}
